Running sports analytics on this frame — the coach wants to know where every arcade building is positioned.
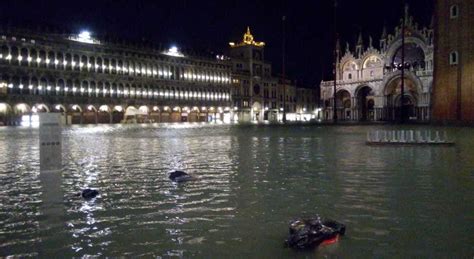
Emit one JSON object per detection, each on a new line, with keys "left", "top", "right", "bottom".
{"left": 320, "top": 6, "right": 434, "bottom": 122}
{"left": 0, "top": 26, "right": 318, "bottom": 126}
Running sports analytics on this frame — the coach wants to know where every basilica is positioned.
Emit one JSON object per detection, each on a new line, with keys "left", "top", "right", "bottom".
{"left": 320, "top": 6, "right": 434, "bottom": 122}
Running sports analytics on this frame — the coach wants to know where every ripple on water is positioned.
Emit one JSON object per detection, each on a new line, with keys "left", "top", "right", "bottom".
{"left": 0, "top": 124, "right": 473, "bottom": 257}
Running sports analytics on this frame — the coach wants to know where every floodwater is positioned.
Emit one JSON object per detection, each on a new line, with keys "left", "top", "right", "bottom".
{"left": 0, "top": 123, "right": 473, "bottom": 258}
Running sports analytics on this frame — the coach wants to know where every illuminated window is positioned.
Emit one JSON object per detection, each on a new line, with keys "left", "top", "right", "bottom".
{"left": 449, "top": 51, "right": 458, "bottom": 65}
{"left": 450, "top": 5, "right": 459, "bottom": 19}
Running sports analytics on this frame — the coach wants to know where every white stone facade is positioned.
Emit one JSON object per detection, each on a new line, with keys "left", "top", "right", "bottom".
{"left": 320, "top": 6, "right": 434, "bottom": 122}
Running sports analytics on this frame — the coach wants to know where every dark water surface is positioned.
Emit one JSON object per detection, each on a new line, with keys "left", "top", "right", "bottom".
{"left": 0, "top": 124, "right": 473, "bottom": 258}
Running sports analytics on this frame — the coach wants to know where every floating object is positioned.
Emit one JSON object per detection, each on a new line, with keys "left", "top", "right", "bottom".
{"left": 169, "top": 171, "right": 193, "bottom": 182}
{"left": 78, "top": 189, "right": 99, "bottom": 199}
{"left": 285, "top": 217, "right": 346, "bottom": 249}
{"left": 366, "top": 130, "right": 455, "bottom": 146}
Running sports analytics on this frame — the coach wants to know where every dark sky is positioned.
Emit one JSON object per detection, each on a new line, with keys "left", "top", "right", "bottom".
{"left": 0, "top": 0, "right": 433, "bottom": 87}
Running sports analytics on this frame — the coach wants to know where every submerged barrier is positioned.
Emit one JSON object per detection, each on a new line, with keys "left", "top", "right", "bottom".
{"left": 366, "top": 130, "right": 454, "bottom": 145}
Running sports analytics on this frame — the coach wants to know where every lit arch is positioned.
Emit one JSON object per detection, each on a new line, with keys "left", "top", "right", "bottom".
{"left": 99, "top": 105, "right": 110, "bottom": 113}
{"left": 14, "top": 103, "right": 30, "bottom": 114}
{"left": 71, "top": 104, "right": 82, "bottom": 112}
{"left": 362, "top": 55, "right": 383, "bottom": 69}
{"left": 342, "top": 60, "right": 359, "bottom": 71}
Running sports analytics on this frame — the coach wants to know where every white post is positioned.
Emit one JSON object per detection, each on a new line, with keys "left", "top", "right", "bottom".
{"left": 409, "top": 130, "right": 414, "bottom": 142}
{"left": 39, "top": 113, "right": 62, "bottom": 171}
{"left": 400, "top": 130, "right": 406, "bottom": 143}
{"left": 426, "top": 130, "right": 433, "bottom": 143}
{"left": 38, "top": 113, "right": 68, "bottom": 256}
{"left": 416, "top": 131, "right": 423, "bottom": 143}
{"left": 382, "top": 130, "right": 388, "bottom": 142}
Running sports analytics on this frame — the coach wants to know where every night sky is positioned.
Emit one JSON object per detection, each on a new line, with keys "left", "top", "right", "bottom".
{"left": 0, "top": 0, "right": 433, "bottom": 88}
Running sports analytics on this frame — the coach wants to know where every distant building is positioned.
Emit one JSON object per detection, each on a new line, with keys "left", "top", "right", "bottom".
{"left": 229, "top": 27, "right": 319, "bottom": 122}
{"left": 432, "top": 0, "right": 474, "bottom": 123}
{"left": 0, "top": 26, "right": 318, "bottom": 125}
{"left": 320, "top": 6, "right": 434, "bottom": 122}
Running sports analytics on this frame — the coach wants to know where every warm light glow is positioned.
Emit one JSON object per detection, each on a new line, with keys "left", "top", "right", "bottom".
{"left": 99, "top": 105, "right": 109, "bottom": 112}
{"left": 0, "top": 103, "right": 8, "bottom": 113}
{"left": 230, "top": 27, "right": 265, "bottom": 47}
{"left": 15, "top": 103, "right": 28, "bottom": 113}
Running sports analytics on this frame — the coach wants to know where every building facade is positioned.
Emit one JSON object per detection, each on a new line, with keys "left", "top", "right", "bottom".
{"left": 0, "top": 28, "right": 234, "bottom": 125}
{"left": 320, "top": 6, "right": 434, "bottom": 122}
{"left": 0, "top": 26, "right": 318, "bottom": 125}
{"left": 432, "top": 0, "right": 474, "bottom": 123}
{"left": 229, "top": 27, "right": 319, "bottom": 123}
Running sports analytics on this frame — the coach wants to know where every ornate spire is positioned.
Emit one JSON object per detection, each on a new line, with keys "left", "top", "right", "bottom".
{"left": 229, "top": 26, "right": 265, "bottom": 47}
{"left": 336, "top": 38, "right": 341, "bottom": 54}
{"left": 357, "top": 31, "right": 363, "bottom": 46}
{"left": 356, "top": 31, "right": 363, "bottom": 58}
{"left": 369, "top": 36, "right": 373, "bottom": 48}
{"left": 345, "top": 42, "right": 350, "bottom": 54}
{"left": 381, "top": 24, "right": 387, "bottom": 39}
{"left": 404, "top": 3, "right": 409, "bottom": 24}
{"left": 244, "top": 26, "right": 254, "bottom": 44}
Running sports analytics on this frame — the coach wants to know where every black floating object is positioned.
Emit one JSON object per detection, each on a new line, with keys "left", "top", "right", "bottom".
{"left": 285, "top": 216, "right": 346, "bottom": 249}
{"left": 81, "top": 189, "right": 99, "bottom": 199}
{"left": 169, "top": 170, "right": 192, "bottom": 182}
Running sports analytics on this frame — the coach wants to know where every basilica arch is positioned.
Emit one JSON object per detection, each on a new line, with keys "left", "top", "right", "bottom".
{"left": 355, "top": 85, "right": 375, "bottom": 121}
{"left": 335, "top": 89, "right": 351, "bottom": 120}
{"left": 385, "top": 36, "right": 430, "bottom": 70}
{"left": 383, "top": 72, "right": 423, "bottom": 121}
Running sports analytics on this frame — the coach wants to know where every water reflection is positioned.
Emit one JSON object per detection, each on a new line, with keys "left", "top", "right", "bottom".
{"left": 0, "top": 125, "right": 473, "bottom": 257}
